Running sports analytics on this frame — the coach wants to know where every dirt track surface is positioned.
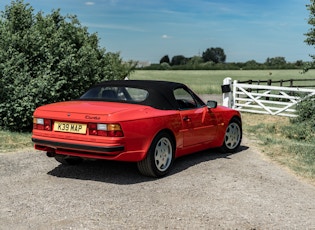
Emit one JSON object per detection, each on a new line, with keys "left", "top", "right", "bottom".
{"left": 0, "top": 137, "right": 314, "bottom": 230}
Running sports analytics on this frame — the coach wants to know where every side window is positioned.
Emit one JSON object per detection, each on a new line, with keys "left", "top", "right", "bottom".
{"left": 124, "top": 87, "right": 148, "bottom": 102}
{"left": 174, "top": 88, "right": 198, "bottom": 110}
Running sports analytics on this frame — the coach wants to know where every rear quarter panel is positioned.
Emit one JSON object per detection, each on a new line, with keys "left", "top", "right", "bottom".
{"left": 112, "top": 108, "right": 183, "bottom": 159}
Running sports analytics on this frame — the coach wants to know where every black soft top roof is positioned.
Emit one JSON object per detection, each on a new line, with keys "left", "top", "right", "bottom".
{"left": 97, "top": 79, "right": 184, "bottom": 90}
{"left": 88, "top": 80, "right": 205, "bottom": 110}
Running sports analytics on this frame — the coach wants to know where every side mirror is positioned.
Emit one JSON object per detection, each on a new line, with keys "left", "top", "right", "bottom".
{"left": 207, "top": 100, "right": 217, "bottom": 109}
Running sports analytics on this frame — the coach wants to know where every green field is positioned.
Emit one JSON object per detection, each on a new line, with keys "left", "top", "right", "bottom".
{"left": 130, "top": 69, "right": 315, "bottom": 94}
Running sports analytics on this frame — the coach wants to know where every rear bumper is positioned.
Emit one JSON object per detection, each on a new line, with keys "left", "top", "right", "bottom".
{"left": 32, "top": 137, "right": 145, "bottom": 162}
{"left": 32, "top": 138, "right": 124, "bottom": 153}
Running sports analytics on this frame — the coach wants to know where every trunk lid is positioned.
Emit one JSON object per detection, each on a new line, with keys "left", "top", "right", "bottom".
{"left": 34, "top": 100, "right": 156, "bottom": 122}
{"left": 37, "top": 101, "right": 144, "bottom": 114}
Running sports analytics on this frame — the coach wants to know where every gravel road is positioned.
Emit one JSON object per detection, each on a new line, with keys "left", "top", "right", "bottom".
{"left": 0, "top": 137, "right": 314, "bottom": 230}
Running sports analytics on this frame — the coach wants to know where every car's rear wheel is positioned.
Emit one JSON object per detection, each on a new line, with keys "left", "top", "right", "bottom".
{"left": 220, "top": 118, "right": 242, "bottom": 153}
{"left": 137, "top": 132, "right": 175, "bottom": 177}
{"left": 54, "top": 155, "right": 83, "bottom": 165}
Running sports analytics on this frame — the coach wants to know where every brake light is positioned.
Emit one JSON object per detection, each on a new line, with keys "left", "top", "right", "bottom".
{"left": 88, "top": 123, "right": 123, "bottom": 137}
{"left": 33, "top": 118, "right": 52, "bottom": 131}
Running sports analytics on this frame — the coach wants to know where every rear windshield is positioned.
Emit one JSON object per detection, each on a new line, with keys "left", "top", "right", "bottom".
{"left": 80, "top": 86, "right": 149, "bottom": 103}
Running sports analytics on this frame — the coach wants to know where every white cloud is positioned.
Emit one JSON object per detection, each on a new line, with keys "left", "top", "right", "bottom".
{"left": 162, "top": 34, "right": 171, "bottom": 39}
{"left": 85, "top": 2, "right": 95, "bottom": 6}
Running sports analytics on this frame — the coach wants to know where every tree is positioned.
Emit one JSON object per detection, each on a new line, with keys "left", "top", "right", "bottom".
{"left": 171, "top": 55, "right": 188, "bottom": 66}
{"left": 265, "top": 57, "right": 286, "bottom": 68}
{"left": 0, "top": 0, "right": 135, "bottom": 131}
{"left": 295, "top": 60, "right": 304, "bottom": 67}
{"left": 202, "top": 47, "right": 226, "bottom": 63}
{"left": 244, "top": 60, "right": 260, "bottom": 69}
{"left": 160, "top": 55, "right": 170, "bottom": 64}
{"left": 160, "top": 62, "right": 171, "bottom": 70}
{"left": 305, "top": 0, "right": 315, "bottom": 71}
{"left": 187, "top": 56, "right": 203, "bottom": 66}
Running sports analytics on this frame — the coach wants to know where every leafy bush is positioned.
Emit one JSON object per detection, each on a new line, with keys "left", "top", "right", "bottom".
{"left": 0, "top": 1, "right": 135, "bottom": 132}
{"left": 282, "top": 97, "right": 315, "bottom": 141}
{"left": 294, "top": 97, "right": 315, "bottom": 122}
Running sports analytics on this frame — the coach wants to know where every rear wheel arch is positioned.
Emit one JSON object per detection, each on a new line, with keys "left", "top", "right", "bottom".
{"left": 143, "top": 128, "right": 176, "bottom": 155}
{"left": 137, "top": 130, "right": 176, "bottom": 177}
{"left": 159, "top": 128, "right": 176, "bottom": 147}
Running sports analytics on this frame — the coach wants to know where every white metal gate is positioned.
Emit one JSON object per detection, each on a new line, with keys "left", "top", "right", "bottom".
{"left": 222, "top": 78, "right": 315, "bottom": 117}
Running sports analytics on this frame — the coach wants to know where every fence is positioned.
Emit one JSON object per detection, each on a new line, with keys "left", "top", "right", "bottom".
{"left": 222, "top": 78, "right": 315, "bottom": 117}
{"left": 237, "top": 78, "right": 315, "bottom": 89}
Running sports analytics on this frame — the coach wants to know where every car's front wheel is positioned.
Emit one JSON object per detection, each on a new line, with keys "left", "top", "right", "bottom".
{"left": 54, "top": 155, "right": 83, "bottom": 165}
{"left": 220, "top": 118, "right": 242, "bottom": 153}
{"left": 137, "top": 132, "right": 175, "bottom": 177}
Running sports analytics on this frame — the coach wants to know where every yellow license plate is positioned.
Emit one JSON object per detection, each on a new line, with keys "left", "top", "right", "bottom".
{"left": 53, "top": 122, "right": 87, "bottom": 134}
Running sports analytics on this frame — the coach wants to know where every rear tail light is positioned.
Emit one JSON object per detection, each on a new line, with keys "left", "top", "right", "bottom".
{"left": 88, "top": 123, "right": 123, "bottom": 137}
{"left": 33, "top": 118, "right": 52, "bottom": 131}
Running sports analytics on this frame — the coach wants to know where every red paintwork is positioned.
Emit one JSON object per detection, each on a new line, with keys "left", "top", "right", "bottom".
{"left": 32, "top": 100, "right": 241, "bottom": 162}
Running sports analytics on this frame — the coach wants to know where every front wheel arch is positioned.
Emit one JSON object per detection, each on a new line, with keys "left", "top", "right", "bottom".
{"left": 220, "top": 116, "right": 242, "bottom": 153}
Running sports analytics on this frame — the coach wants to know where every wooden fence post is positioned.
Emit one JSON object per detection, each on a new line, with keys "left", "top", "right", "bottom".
{"left": 222, "top": 77, "right": 232, "bottom": 108}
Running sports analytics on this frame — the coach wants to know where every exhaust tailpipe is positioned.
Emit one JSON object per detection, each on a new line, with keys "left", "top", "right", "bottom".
{"left": 46, "top": 151, "right": 56, "bottom": 157}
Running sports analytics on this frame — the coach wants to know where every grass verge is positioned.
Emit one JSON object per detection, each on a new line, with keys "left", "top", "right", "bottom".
{"left": 242, "top": 113, "right": 315, "bottom": 184}
{"left": 0, "top": 129, "right": 32, "bottom": 153}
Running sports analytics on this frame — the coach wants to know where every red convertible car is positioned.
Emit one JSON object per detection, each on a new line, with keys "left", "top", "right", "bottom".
{"left": 32, "top": 80, "right": 242, "bottom": 177}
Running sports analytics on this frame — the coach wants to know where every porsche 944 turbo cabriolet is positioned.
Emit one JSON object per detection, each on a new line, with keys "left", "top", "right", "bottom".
{"left": 32, "top": 80, "right": 242, "bottom": 177}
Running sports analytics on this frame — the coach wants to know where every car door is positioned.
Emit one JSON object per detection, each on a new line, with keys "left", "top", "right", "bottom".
{"left": 174, "top": 87, "right": 217, "bottom": 147}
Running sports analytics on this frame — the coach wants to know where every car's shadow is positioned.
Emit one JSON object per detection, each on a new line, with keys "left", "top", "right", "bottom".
{"left": 47, "top": 145, "right": 249, "bottom": 185}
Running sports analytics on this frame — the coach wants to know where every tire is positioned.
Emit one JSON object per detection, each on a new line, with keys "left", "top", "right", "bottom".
{"left": 220, "top": 118, "right": 242, "bottom": 153}
{"left": 137, "top": 132, "right": 175, "bottom": 178}
{"left": 54, "top": 155, "right": 83, "bottom": 165}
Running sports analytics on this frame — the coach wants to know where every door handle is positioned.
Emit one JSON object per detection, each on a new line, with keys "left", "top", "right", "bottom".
{"left": 183, "top": 116, "right": 191, "bottom": 122}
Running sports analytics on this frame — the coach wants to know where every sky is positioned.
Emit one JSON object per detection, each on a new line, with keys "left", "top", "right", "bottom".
{"left": 0, "top": 0, "right": 313, "bottom": 63}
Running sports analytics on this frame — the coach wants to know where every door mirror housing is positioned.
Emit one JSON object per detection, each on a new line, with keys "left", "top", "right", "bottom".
{"left": 207, "top": 100, "right": 217, "bottom": 109}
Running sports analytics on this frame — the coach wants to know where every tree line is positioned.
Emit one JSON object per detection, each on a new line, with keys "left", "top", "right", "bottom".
{"left": 141, "top": 48, "right": 308, "bottom": 70}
